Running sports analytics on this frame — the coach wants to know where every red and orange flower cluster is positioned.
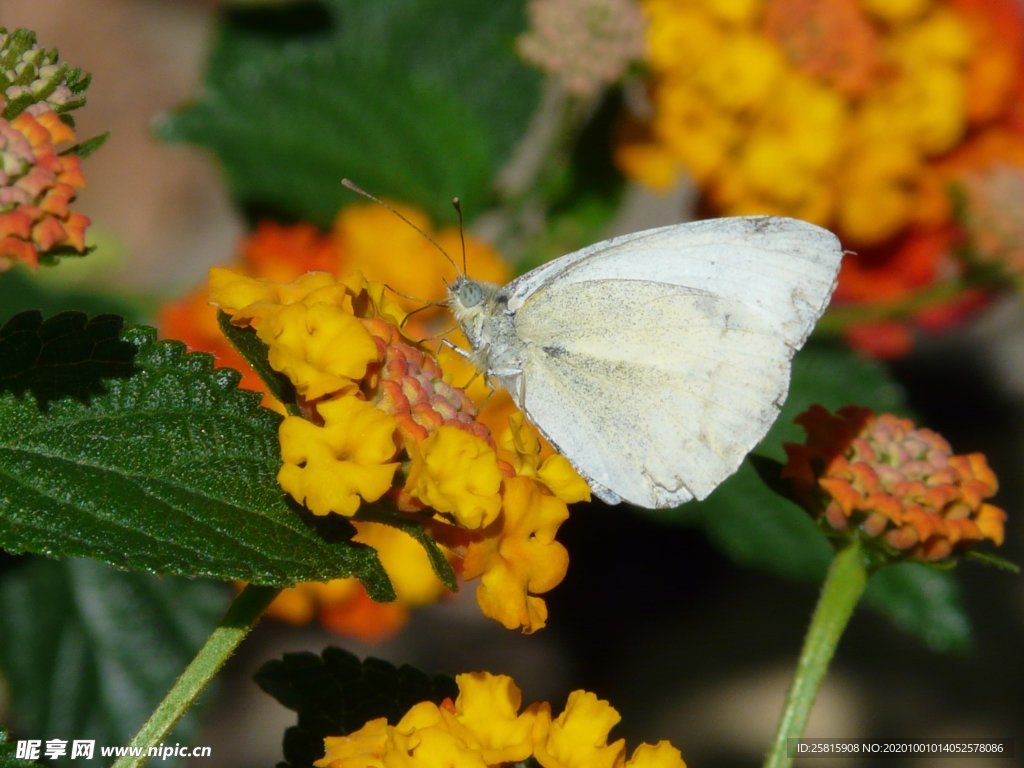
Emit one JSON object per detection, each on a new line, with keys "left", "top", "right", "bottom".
{"left": 616, "top": 0, "right": 1024, "bottom": 356}
{"left": 163, "top": 204, "right": 589, "bottom": 637}
{"left": 0, "top": 28, "right": 91, "bottom": 270}
{"left": 783, "top": 405, "right": 1005, "bottom": 562}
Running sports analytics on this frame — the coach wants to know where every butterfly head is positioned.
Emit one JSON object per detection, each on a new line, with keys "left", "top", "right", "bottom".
{"left": 447, "top": 276, "right": 505, "bottom": 351}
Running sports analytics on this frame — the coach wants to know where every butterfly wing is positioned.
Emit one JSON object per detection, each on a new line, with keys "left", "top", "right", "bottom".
{"left": 507, "top": 217, "right": 842, "bottom": 508}
{"left": 508, "top": 216, "right": 841, "bottom": 350}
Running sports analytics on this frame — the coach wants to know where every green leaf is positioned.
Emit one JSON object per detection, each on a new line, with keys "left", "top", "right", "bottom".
{"left": 217, "top": 310, "right": 299, "bottom": 415}
{"left": 255, "top": 647, "right": 457, "bottom": 768}
{"left": 157, "top": 0, "right": 541, "bottom": 227}
{"left": 0, "top": 311, "right": 136, "bottom": 407}
{"left": 67, "top": 131, "right": 110, "bottom": 159}
{"left": 863, "top": 563, "right": 970, "bottom": 652}
{"left": 0, "top": 312, "right": 393, "bottom": 600}
{"left": 0, "top": 558, "right": 227, "bottom": 766}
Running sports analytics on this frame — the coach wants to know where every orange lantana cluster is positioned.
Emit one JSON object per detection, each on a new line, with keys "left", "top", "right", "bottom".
{"left": 1, "top": 28, "right": 92, "bottom": 269}
{"left": 783, "top": 405, "right": 1005, "bottom": 562}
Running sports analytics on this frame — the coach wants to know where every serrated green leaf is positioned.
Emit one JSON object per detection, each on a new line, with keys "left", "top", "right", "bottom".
{"left": 863, "top": 563, "right": 971, "bottom": 652}
{"left": 217, "top": 310, "right": 299, "bottom": 415}
{"left": 0, "top": 312, "right": 393, "bottom": 599}
{"left": 158, "top": 0, "right": 540, "bottom": 226}
{"left": 255, "top": 647, "right": 457, "bottom": 768}
{"left": 0, "top": 558, "right": 227, "bottom": 767}
{"left": 0, "top": 311, "right": 136, "bottom": 407}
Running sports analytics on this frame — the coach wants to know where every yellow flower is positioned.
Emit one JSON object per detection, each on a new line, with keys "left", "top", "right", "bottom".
{"left": 500, "top": 413, "right": 590, "bottom": 504}
{"left": 695, "top": 32, "right": 784, "bottom": 112}
{"left": 320, "top": 671, "right": 686, "bottom": 767}
{"left": 440, "top": 673, "right": 539, "bottom": 764}
{"left": 625, "top": 741, "right": 688, "bottom": 768}
{"left": 214, "top": 263, "right": 576, "bottom": 633}
{"left": 462, "top": 476, "right": 570, "bottom": 633}
{"left": 317, "top": 718, "right": 389, "bottom": 768}
{"left": 210, "top": 269, "right": 381, "bottom": 399}
{"left": 406, "top": 426, "right": 503, "bottom": 529}
{"left": 278, "top": 395, "right": 399, "bottom": 517}
{"left": 617, "top": 0, "right": 1007, "bottom": 248}
{"left": 262, "top": 303, "right": 379, "bottom": 399}
{"left": 533, "top": 690, "right": 626, "bottom": 768}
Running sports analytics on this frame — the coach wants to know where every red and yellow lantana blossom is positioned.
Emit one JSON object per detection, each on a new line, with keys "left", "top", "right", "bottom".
{"left": 161, "top": 204, "right": 522, "bottom": 638}
{"left": 316, "top": 671, "right": 687, "bottom": 768}
{"left": 211, "top": 266, "right": 589, "bottom": 634}
{"left": 783, "top": 404, "right": 1006, "bottom": 561}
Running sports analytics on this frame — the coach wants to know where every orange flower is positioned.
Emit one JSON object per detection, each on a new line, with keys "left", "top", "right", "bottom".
{"left": 783, "top": 405, "right": 1006, "bottom": 562}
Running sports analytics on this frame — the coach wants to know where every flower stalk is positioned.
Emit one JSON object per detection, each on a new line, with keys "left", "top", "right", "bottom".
{"left": 764, "top": 538, "right": 869, "bottom": 768}
{"left": 112, "top": 584, "right": 280, "bottom": 768}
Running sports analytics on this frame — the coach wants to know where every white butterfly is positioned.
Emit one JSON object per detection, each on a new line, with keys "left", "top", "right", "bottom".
{"left": 448, "top": 216, "right": 843, "bottom": 509}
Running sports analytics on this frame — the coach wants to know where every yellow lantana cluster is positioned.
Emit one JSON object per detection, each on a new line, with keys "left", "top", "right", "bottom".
{"left": 617, "top": 0, "right": 992, "bottom": 246}
{"left": 210, "top": 269, "right": 589, "bottom": 633}
{"left": 316, "top": 672, "right": 686, "bottom": 768}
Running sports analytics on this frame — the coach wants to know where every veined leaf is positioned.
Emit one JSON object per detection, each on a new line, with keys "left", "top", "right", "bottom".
{"left": 0, "top": 312, "right": 393, "bottom": 600}
{"left": 256, "top": 647, "right": 457, "bottom": 768}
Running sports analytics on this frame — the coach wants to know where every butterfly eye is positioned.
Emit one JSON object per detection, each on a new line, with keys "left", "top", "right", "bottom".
{"left": 458, "top": 281, "right": 484, "bottom": 308}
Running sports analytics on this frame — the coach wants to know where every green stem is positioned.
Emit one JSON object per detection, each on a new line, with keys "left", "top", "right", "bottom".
{"left": 764, "top": 539, "right": 869, "bottom": 768}
{"left": 112, "top": 584, "right": 280, "bottom": 768}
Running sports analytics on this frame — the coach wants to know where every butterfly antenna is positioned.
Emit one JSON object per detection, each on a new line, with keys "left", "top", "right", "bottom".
{"left": 383, "top": 282, "right": 435, "bottom": 307}
{"left": 341, "top": 178, "right": 461, "bottom": 274}
{"left": 399, "top": 301, "right": 446, "bottom": 331}
{"left": 452, "top": 197, "right": 468, "bottom": 275}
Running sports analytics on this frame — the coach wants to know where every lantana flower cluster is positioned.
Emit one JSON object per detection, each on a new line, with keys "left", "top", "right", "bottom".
{"left": 163, "top": 203, "right": 538, "bottom": 638}
{"left": 518, "top": 0, "right": 646, "bottom": 98}
{"left": 0, "top": 28, "right": 91, "bottom": 270}
{"left": 316, "top": 671, "right": 686, "bottom": 768}
{"left": 201, "top": 205, "right": 590, "bottom": 634}
{"left": 616, "top": 0, "right": 1024, "bottom": 357}
{"left": 783, "top": 405, "right": 1006, "bottom": 562}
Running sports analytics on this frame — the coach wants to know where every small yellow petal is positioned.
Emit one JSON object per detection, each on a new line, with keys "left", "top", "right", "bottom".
{"left": 406, "top": 426, "right": 502, "bottom": 529}
{"left": 278, "top": 395, "right": 399, "bottom": 516}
